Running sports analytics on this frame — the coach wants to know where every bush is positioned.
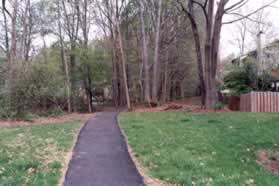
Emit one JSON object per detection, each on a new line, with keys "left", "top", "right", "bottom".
{"left": 37, "top": 107, "right": 65, "bottom": 117}
{"left": 258, "top": 73, "right": 274, "bottom": 91}
{"left": 214, "top": 102, "right": 225, "bottom": 110}
{"left": 223, "top": 67, "right": 253, "bottom": 95}
{"left": 0, "top": 96, "right": 17, "bottom": 118}
{"left": 0, "top": 47, "right": 67, "bottom": 119}
{"left": 223, "top": 60, "right": 274, "bottom": 95}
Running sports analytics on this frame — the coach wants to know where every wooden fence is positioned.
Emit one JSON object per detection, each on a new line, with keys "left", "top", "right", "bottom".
{"left": 240, "top": 91, "right": 279, "bottom": 112}
{"left": 228, "top": 96, "right": 240, "bottom": 111}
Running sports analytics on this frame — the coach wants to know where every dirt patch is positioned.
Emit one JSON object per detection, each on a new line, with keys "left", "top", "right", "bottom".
{"left": 257, "top": 150, "right": 279, "bottom": 175}
{"left": 0, "top": 113, "right": 93, "bottom": 128}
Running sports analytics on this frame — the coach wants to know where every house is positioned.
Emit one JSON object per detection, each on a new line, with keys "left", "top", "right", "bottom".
{"left": 270, "top": 69, "right": 279, "bottom": 92}
{"left": 230, "top": 40, "right": 279, "bottom": 92}
{"left": 232, "top": 40, "right": 279, "bottom": 71}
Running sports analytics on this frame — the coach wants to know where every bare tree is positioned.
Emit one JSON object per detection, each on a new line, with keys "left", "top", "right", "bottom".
{"left": 151, "top": 0, "right": 162, "bottom": 103}
{"left": 1, "top": 0, "right": 10, "bottom": 57}
{"left": 93, "top": 0, "right": 131, "bottom": 109}
{"left": 61, "top": 0, "right": 80, "bottom": 111}
{"left": 178, "top": 0, "right": 206, "bottom": 106}
{"left": 230, "top": 13, "right": 249, "bottom": 58}
{"left": 21, "top": 0, "right": 33, "bottom": 61}
{"left": 178, "top": 0, "right": 277, "bottom": 108}
{"left": 138, "top": 0, "right": 151, "bottom": 105}
{"left": 57, "top": 0, "right": 72, "bottom": 112}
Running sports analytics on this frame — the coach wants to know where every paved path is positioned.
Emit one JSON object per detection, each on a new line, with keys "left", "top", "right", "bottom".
{"left": 64, "top": 112, "right": 144, "bottom": 186}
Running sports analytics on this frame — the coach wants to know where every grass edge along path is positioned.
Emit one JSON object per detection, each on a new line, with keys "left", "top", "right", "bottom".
{"left": 117, "top": 116, "right": 167, "bottom": 186}
{"left": 58, "top": 119, "right": 88, "bottom": 186}
{"left": 120, "top": 112, "right": 279, "bottom": 186}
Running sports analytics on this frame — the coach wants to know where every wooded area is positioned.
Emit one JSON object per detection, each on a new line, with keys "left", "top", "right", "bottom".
{"left": 0, "top": 0, "right": 276, "bottom": 117}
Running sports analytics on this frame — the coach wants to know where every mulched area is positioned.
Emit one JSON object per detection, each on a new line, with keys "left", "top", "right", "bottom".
{"left": 133, "top": 97, "right": 231, "bottom": 113}
{"left": 0, "top": 113, "right": 93, "bottom": 128}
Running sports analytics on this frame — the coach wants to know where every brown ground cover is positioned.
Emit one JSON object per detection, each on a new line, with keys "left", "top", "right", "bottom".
{"left": 0, "top": 113, "right": 93, "bottom": 128}
{"left": 133, "top": 97, "right": 231, "bottom": 113}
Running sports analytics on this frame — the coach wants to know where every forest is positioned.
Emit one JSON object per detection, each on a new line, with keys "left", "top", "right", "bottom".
{"left": 0, "top": 0, "right": 276, "bottom": 118}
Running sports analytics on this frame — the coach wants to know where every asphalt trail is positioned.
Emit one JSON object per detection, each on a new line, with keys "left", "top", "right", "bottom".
{"left": 64, "top": 112, "right": 144, "bottom": 186}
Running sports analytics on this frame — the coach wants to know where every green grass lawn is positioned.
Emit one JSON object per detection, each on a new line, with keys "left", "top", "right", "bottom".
{"left": 0, "top": 121, "right": 82, "bottom": 186}
{"left": 120, "top": 112, "right": 279, "bottom": 186}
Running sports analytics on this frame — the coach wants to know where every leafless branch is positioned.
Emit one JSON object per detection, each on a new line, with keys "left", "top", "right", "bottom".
{"left": 225, "top": 0, "right": 250, "bottom": 12}
{"left": 2, "top": 0, "right": 11, "bottom": 17}
{"left": 227, "top": 12, "right": 272, "bottom": 26}
{"left": 223, "top": 0, "right": 277, "bottom": 25}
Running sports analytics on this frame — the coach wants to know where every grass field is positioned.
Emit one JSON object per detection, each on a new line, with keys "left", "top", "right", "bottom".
{"left": 120, "top": 112, "right": 279, "bottom": 186}
{"left": 0, "top": 121, "right": 82, "bottom": 186}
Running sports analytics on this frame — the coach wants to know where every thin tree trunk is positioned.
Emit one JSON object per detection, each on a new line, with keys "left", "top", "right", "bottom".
{"left": 5, "top": 0, "right": 18, "bottom": 109}
{"left": 8, "top": 0, "right": 18, "bottom": 80}
{"left": 257, "top": 32, "right": 263, "bottom": 75}
{"left": 139, "top": 61, "right": 144, "bottom": 102}
{"left": 42, "top": 35, "right": 48, "bottom": 63}
{"left": 162, "top": 49, "right": 169, "bottom": 103}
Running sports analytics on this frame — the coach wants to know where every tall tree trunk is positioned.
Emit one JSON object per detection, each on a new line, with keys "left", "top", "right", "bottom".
{"left": 42, "top": 34, "right": 48, "bottom": 63}
{"left": 111, "top": 35, "right": 120, "bottom": 107}
{"left": 186, "top": 0, "right": 206, "bottom": 106}
{"left": 69, "top": 43, "right": 77, "bottom": 112}
{"left": 61, "top": 0, "right": 79, "bottom": 112}
{"left": 2, "top": 2, "right": 9, "bottom": 57}
{"left": 116, "top": 18, "right": 131, "bottom": 110}
{"left": 138, "top": 60, "right": 144, "bottom": 102}
{"left": 64, "top": 55, "right": 72, "bottom": 113}
{"left": 25, "top": 5, "right": 32, "bottom": 61}
{"left": 180, "top": 83, "right": 184, "bottom": 99}
{"left": 85, "top": 66, "right": 93, "bottom": 113}
{"left": 203, "top": 0, "right": 215, "bottom": 108}
{"left": 139, "top": 0, "right": 151, "bottom": 105}
{"left": 8, "top": 0, "right": 18, "bottom": 82}
{"left": 9, "top": 0, "right": 18, "bottom": 69}
{"left": 204, "top": 0, "right": 226, "bottom": 109}
{"left": 58, "top": 0, "right": 72, "bottom": 112}
{"left": 19, "top": 0, "right": 32, "bottom": 61}
{"left": 151, "top": 0, "right": 162, "bottom": 103}
{"left": 257, "top": 31, "right": 263, "bottom": 75}
{"left": 78, "top": 0, "right": 93, "bottom": 112}
{"left": 162, "top": 49, "right": 169, "bottom": 103}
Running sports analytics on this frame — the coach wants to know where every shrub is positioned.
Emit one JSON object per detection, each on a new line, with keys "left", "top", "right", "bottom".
{"left": 223, "top": 67, "right": 253, "bottom": 95}
{"left": 0, "top": 47, "right": 67, "bottom": 119}
{"left": 223, "top": 60, "right": 274, "bottom": 95}
{"left": 37, "top": 107, "right": 65, "bottom": 117}
{"left": 214, "top": 102, "right": 225, "bottom": 110}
